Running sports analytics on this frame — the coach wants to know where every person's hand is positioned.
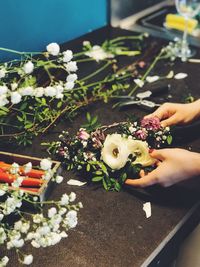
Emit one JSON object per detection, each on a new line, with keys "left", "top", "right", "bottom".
{"left": 125, "top": 148, "right": 200, "bottom": 187}
{"left": 145, "top": 100, "right": 200, "bottom": 127}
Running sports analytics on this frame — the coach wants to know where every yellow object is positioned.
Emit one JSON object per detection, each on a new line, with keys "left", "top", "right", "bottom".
{"left": 165, "top": 14, "right": 198, "bottom": 34}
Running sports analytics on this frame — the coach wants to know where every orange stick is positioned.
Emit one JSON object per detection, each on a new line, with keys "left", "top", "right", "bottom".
{"left": 0, "top": 162, "right": 45, "bottom": 179}
{"left": 0, "top": 169, "right": 43, "bottom": 187}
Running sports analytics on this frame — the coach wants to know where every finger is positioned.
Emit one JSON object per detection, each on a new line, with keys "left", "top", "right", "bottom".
{"left": 150, "top": 149, "right": 167, "bottom": 161}
{"left": 155, "top": 160, "right": 161, "bottom": 167}
{"left": 144, "top": 106, "right": 168, "bottom": 120}
{"left": 139, "top": 169, "right": 145, "bottom": 177}
{"left": 125, "top": 172, "right": 158, "bottom": 187}
{"left": 160, "top": 116, "right": 179, "bottom": 127}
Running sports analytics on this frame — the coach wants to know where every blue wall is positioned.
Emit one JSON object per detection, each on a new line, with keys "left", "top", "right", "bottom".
{"left": 0, "top": 0, "right": 107, "bottom": 60}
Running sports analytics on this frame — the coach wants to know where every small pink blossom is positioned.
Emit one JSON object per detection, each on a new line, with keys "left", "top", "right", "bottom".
{"left": 141, "top": 117, "right": 161, "bottom": 131}
{"left": 77, "top": 128, "right": 90, "bottom": 140}
{"left": 135, "top": 129, "right": 147, "bottom": 140}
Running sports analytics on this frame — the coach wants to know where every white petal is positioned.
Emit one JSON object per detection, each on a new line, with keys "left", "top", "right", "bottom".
{"left": 143, "top": 202, "right": 151, "bottom": 218}
{"left": 174, "top": 73, "right": 188, "bottom": 79}
{"left": 146, "top": 76, "right": 159, "bottom": 83}
{"left": 67, "top": 179, "right": 87, "bottom": 186}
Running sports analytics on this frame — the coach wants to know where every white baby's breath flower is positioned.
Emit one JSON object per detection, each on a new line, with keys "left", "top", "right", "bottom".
{"left": 67, "top": 74, "right": 78, "bottom": 82}
{"left": 63, "top": 50, "right": 73, "bottom": 62}
{"left": 0, "top": 95, "right": 8, "bottom": 107}
{"left": 101, "top": 134, "right": 130, "bottom": 170}
{"left": 23, "top": 61, "right": 34, "bottom": 74}
{"left": 20, "top": 86, "right": 34, "bottom": 96}
{"left": 34, "top": 87, "right": 44, "bottom": 98}
{"left": 60, "top": 194, "right": 69, "bottom": 205}
{"left": 69, "top": 192, "right": 76, "bottom": 202}
{"left": 55, "top": 175, "right": 63, "bottom": 184}
{"left": 24, "top": 162, "right": 32, "bottom": 174}
{"left": 11, "top": 176, "right": 23, "bottom": 188}
{"left": 46, "top": 42, "right": 60, "bottom": 56}
{"left": 40, "top": 158, "right": 52, "bottom": 171}
{"left": 11, "top": 83, "right": 18, "bottom": 91}
{"left": 10, "top": 91, "right": 22, "bottom": 104}
{"left": 23, "top": 254, "right": 33, "bottom": 265}
{"left": 65, "top": 81, "right": 74, "bottom": 90}
{"left": 0, "top": 256, "right": 9, "bottom": 266}
{"left": 48, "top": 207, "right": 57, "bottom": 218}
{"left": 10, "top": 163, "right": 20, "bottom": 174}
{"left": 0, "top": 69, "right": 6, "bottom": 79}
{"left": 0, "top": 86, "right": 8, "bottom": 96}
{"left": 85, "top": 45, "right": 114, "bottom": 62}
{"left": 134, "top": 79, "right": 144, "bottom": 88}
{"left": 65, "top": 61, "right": 78, "bottom": 72}
{"left": 44, "top": 86, "right": 57, "bottom": 97}
{"left": 83, "top": 40, "right": 90, "bottom": 46}
{"left": 0, "top": 189, "right": 6, "bottom": 196}
{"left": 0, "top": 214, "right": 4, "bottom": 221}
{"left": 33, "top": 214, "right": 44, "bottom": 224}
{"left": 65, "top": 210, "right": 78, "bottom": 228}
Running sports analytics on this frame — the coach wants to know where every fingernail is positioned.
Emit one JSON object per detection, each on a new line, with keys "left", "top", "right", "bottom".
{"left": 149, "top": 148, "right": 154, "bottom": 153}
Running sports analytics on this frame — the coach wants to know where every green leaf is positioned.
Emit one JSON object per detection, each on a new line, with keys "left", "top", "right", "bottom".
{"left": 57, "top": 101, "right": 63, "bottom": 109}
{"left": 114, "top": 182, "right": 121, "bottom": 191}
{"left": 0, "top": 106, "right": 9, "bottom": 112}
{"left": 96, "top": 171, "right": 102, "bottom": 175}
{"left": 86, "top": 164, "right": 90, "bottom": 172}
{"left": 167, "top": 135, "right": 172, "bottom": 145}
{"left": 92, "top": 176, "right": 103, "bottom": 182}
{"left": 20, "top": 102, "right": 28, "bottom": 110}
{"left": 102, "top": 179, "right": 108, "bottom": 191}
{"left": 17, "top": 116, "right": 23, "bottom": 122}
{"left": 121, "top": 172, "right": 127, "bottom": 183}
{"left": 86, "top": 112, "right": 91, "bottom": 122}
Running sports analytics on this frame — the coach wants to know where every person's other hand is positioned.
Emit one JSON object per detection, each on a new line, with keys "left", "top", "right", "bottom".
{"left": 144, "top": 100, "right": 200, "bottom": 127}
{"left": 125, "top": 148, "right": 200, "bottom": 187}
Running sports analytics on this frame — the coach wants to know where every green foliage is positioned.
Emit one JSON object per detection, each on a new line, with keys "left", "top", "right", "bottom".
{"left": 81, "top": 112, "right": 101, "bottom": 132}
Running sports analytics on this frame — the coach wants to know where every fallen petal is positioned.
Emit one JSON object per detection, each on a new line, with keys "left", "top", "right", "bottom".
{"left": 67, "top": 179, "right": 87, "bottom": 186}
{"left": 143, "top": 202, "right": 151, "bottom": 218}
{"left": 174, "top": 73, "right": 188, "bottom": 79}
{"left": 146, "top": 75, "right": 159, "bottom": 83}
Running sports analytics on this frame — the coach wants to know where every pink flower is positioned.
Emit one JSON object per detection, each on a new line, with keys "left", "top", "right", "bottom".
{"left": 135, "top": 129, "right": 147, "bottom": 140}
{"left": 141, "top": 117, "right": 161, "bottom": 131}
{"left": 77, "top": 128, "right": 90, "bottom": 140}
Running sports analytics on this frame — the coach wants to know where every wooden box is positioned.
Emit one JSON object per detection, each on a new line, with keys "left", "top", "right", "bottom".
{"left": 0, "top": 151, "right": 61, "bottom": 201}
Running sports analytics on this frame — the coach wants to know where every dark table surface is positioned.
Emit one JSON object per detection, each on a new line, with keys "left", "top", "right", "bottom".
{"left": 1, "top": 26, "right": 200, "bottom": 267}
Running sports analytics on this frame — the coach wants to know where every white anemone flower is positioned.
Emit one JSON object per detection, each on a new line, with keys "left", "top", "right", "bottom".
{"left": 101, "top": 134, "right": 130, "bottom": 170}
{"left": 127, "top": 139, "right": 156, "bottom": 166}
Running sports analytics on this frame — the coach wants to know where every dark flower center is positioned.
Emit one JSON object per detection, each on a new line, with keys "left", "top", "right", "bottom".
{"left": 113, "top": 148, "right": 119, "bottom": 157}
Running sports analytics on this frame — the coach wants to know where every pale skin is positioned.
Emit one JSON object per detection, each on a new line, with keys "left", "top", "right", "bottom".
{"left": 125, "top": 99, "right": 200, "bottom": 187}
